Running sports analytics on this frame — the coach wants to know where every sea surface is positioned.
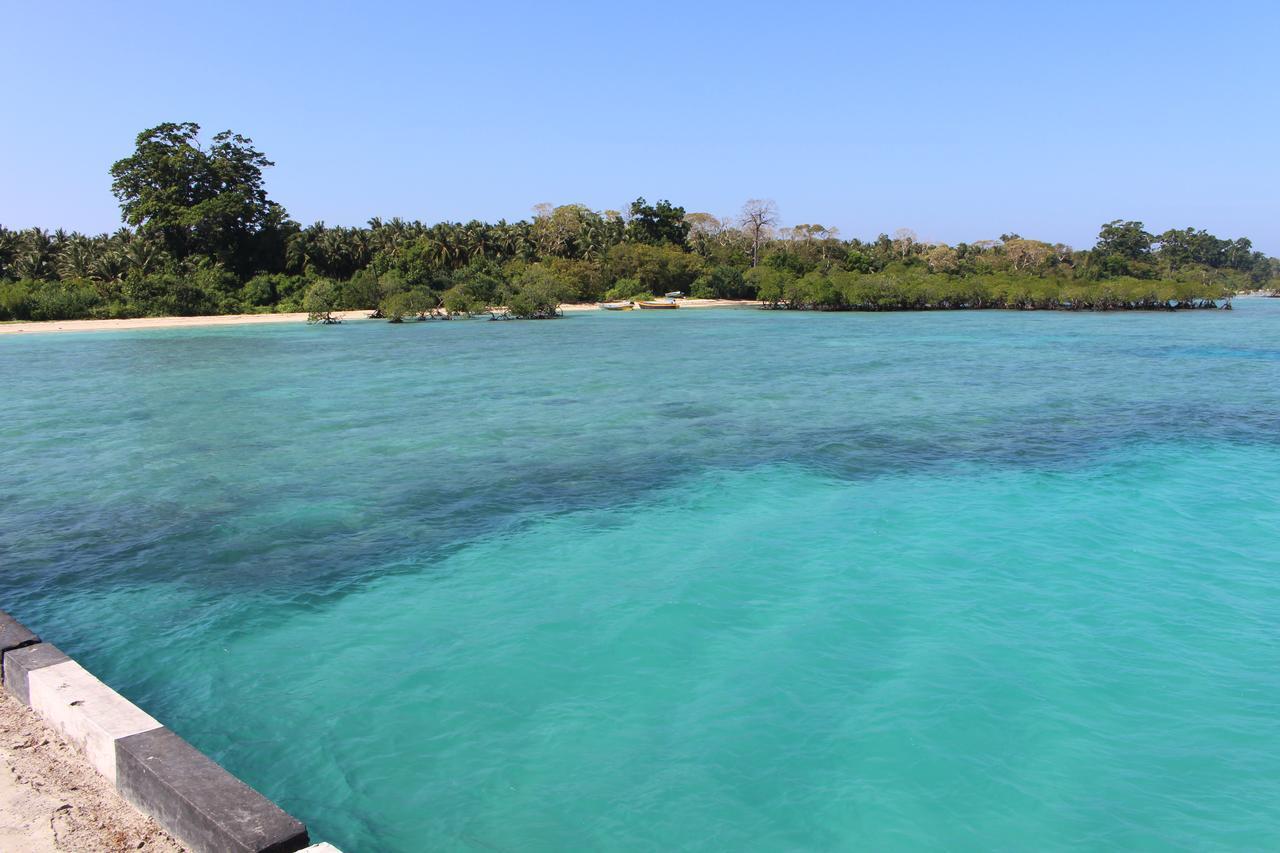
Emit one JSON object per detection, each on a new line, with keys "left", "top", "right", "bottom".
{"left": 3, "top": 302, "right": 1280, "bottom": 851}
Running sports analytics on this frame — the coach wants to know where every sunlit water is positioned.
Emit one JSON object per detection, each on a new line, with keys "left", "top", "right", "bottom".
{"left": 3, "top": 302, "right": 1280, "bottom": 851}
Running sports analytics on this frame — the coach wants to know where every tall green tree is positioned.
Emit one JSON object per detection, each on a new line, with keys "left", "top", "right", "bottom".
{"left": 1095, "top": 220, "right": 1153, "bottom": 259}
{"left": 109, "top": 122, "right": 289, "bottom": 276}
{"left": 626, "top": 198, "right": 690, "bottom": 247}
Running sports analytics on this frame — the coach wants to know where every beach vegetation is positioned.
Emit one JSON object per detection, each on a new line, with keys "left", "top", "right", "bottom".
{"left": 603, "top": 278, "right": 650, "bottom": 302}
{"left": 499, "top": 266, "right": 573, "bottom": 319}
{"left": 303, "top": 278, "right": 342, "bottom": 324}
{"left": 380, "top": 288, "right": 436, "bottom": 323}
{"left": 626, "top": 198, "right": 691, "bottom": 248}
{"left": 109, "top": 122, "right": 291, "bottom": 279}
{"left": 3, "top": 121, "right": 1278, "bottom": 324}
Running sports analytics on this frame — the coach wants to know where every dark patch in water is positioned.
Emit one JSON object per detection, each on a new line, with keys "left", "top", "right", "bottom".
{"left": 656, "top": 401, "right": 721, "bottom": 420}
{"left": 5, "top": 305, "right": 1280, "bottom": 634}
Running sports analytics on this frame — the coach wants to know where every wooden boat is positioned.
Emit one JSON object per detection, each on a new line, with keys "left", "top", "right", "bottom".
{"left": 600, "top": 301, "right": 634, "bottom": 311}
{"left": 637, "top": 299, "right": 679, "bottom": 309}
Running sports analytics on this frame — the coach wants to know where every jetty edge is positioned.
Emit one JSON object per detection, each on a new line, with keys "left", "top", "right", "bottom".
{"left": 0, "top": 608, "right": 342, "bottom": 853}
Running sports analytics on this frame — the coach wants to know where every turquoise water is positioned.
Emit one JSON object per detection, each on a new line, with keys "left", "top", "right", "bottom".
{"left": 3, "top": 302, "right": 1280, "bottom": 851}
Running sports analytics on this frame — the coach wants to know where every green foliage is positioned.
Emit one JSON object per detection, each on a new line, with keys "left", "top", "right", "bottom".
{"left": 605, "top": 243, "right": 703, "bottom": 297}
{"left": 0, "top": 279, "right": 102, "bottom": 321}
{"left": 0, "top": 280, "right": 32, "bottom": 320}
{"left": 440, "top": 260, "right": 503, "bottom": 315}
{"left": 240, "top": 273, "right": 287, "bottom": 308}
{"left": 450, "top": 260, "right": 503, "bottom": 307}
{"left": 543, "top": 257, "right": 606, "bottom": 302}
{"left": 750, "top": 268, "right": 1227, "bottom": 311}
{"left": 109, "top": 122, "right": 290, "bottom": 277}
{"left": 5, "top": 120, "right": 1271, "bottom": 323}
{"left": 270, "top": 274, "right": 311, "bottom": 311}
{"left": 691, "top": 264, "right": 749, "bottom": 299}
{"left": 530, "top": 205, "right": 619, "bottom": 260}
{"left": 440, "top": 285, "right": 485, "bottom": 317}
{"left": 303, "top": 278, "right": 341, "bottom": 323}
{"left": 626, "top": 198, "right": 690, "bottom": 247}
{"left": 381, "top": 288, "right": 435, "bottom": 322}
{"left": 603, "top": 278, "right": 649, "bottom": 301}
{"left": 117, "top": 271, "right": 223, "bottom": 317}
{"left": 760, "top": 247, "right": 810, "bottom": 275}
{"left": 501, "top": 265, "right": 570, "bottom": 319}
{"left": 1095, "top": 220, "right": 1153, "bottom": 260}
{"left": 746, "top": 267, "right": 796, "bottom": 307}
{"left": 339, "top": 268, "right": 381, "bottom": 311}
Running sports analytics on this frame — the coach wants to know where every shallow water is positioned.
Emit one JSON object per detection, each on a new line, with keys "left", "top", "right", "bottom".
{"left": 3, "top": 302, "right": 1280, "bottom": 850}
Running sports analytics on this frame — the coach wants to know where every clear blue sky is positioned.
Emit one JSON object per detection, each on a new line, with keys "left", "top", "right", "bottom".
{"left": 3, "top": 0, "right": 1277, "bottom": 253}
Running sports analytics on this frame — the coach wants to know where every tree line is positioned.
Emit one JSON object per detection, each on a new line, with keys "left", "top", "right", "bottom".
{"left": 2, "top": 122, "right": 1275, "bottom": 322}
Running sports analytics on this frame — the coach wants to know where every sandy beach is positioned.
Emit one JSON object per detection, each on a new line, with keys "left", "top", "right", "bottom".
{"left": 0, "top": 300, "right": 761, "bottom": 336}
{"left": 0, "top": 310, "right": 373, "bottom": 336}
{"left": 561, "top": 298, "right": 760, "bottom": 312}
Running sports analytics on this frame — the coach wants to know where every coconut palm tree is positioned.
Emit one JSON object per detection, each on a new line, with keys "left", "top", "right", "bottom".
{"left": 123, "top": 239, "right": 167, "bottom": 276}
{"left": 91, "top": 249, "right": 126, "bottom": 284}
{"left": 0, "top": 225, "right": 21, "bottom": 279}
{"left": 12, "top": 229, "right": 54, "bottom": 280}
{"left": 57, "top": 236, "right": 96, "bottom": 279}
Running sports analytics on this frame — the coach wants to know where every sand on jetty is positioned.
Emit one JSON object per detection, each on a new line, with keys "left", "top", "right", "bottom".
{"left": 0, "top": 688, "right": 184, "bottom": 852}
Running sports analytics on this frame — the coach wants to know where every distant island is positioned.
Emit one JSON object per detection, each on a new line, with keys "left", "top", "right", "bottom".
{"left": 2, "top": 122, "right": 1276, "bottom": 324}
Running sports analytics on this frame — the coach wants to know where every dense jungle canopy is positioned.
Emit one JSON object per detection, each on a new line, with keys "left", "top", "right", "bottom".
{"left": 2, "top": 123, "right": 1275, "bottom": 322}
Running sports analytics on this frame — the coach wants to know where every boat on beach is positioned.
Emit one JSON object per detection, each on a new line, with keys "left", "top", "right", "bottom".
{"left": 637, "top": 299, "right": 679, "bottom": 309}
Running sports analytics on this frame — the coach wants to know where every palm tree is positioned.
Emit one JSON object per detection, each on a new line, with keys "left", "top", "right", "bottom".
{"left": 123, "top": 239, "right": 167, "bottom": 276}
{"left": 57, "top": 236, "right": 96, "bottom": 279}
{"left": 0, "top": 226, "right": 16, "bottom": 279}
{"left": 12, "top": 229, "right": 54, "bottom": 280}
{"left": 91, "top": 250, "right": 126, "bottom": 284}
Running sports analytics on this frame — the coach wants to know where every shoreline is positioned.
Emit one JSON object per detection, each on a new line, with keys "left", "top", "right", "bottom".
{"left": 3, "top": 295, "right": 1268, "bottom": 336}
{"left": 0, "top": 310, "right": 373, "bottom": 336}
{"left": 0, "top": 300, "right": 763, "bottom": 336}
{"left": 560, "top": 298, "right": 761, "bottom": 312}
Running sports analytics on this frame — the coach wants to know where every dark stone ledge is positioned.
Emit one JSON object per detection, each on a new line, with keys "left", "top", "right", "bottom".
{"left": 0, "top": 610, "right": 40, "bottom": 657}
{"left": 116, "top": 726, "right": 310, "bottom": 853}
{"left": 3, "top": 643, "right": 70, "bottom": 705}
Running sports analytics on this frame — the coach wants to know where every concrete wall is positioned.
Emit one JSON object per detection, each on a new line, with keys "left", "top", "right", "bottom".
{"left": 0, "top": 610, "right": 342, "bottom": 853}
